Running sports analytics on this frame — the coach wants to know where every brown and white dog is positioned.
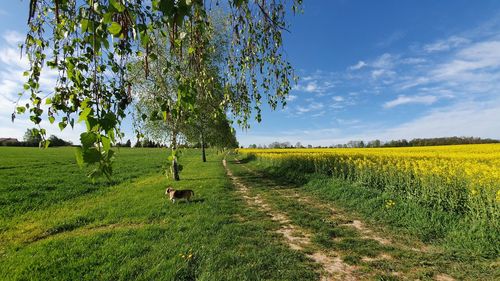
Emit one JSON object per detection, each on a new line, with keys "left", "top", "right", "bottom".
{"left": 165, "top": 187, "right": 194, "bottom": 203}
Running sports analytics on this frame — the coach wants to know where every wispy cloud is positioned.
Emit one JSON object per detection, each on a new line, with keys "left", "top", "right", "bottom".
{"left": 349, "top": 61, "right": 367, "bottom": 70}
{"left": 286, "top": 94, "right": 298, "bottom": 102}
{"left": 293, "top": 79, "right": 335, "bottom": 94}
{"left": 372, "top": 53, "right": 398, "bottom": 69}
{"left": 432, "top": 40, "right": 500, "bottom": 80}
{"left": 296, "top": 102, "right": 324, "bottom": 114}
{"left": 332, "top": 96, "right": 344, "bottom": 102}
{"left": 423, "top": 36, "right": 470, "bottom": 53}
{"left": 383, "top": 95, "right": 438, "bottom": 109}
{"left": 376, "top": 30, "right": 406, "bottom": 48}
{"left": 2, "top": 30, "right": 24, "bottom": 46}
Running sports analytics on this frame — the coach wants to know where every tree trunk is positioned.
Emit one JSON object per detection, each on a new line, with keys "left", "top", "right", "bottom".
{"left": 201, "top": 133, "right": 206, "bottom": 162}
{"left": 171, "top": 133, "right": 180, "bottom": 181}
{"left": 172, "top": 157, "right": 180, "bottom": 181}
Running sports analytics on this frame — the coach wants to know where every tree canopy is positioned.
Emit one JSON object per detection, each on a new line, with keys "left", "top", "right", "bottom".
{"left": 16, "top": 0, "right": 302, "bottom": 179}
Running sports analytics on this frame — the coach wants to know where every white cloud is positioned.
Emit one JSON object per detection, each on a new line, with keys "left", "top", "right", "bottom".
{"left": 349, "top": 60, "right": 367, "bottom": 70}
{"left": 0, "top": 30, "right": 80, "bottom": 142}
{"left": 293, "top": 72, "right": 337, "bottom": 95}
{"left": 378, "top": 99, "right": 500, "bottom": 140}
{"left": 240, "top": 99, "right": 500, "bottom": 147}
{"left": 304, "top": 81, "right": 318, "bottom": 92}
{"left": 3, "top": 30, "right": 24, "bottom": 46}
{"left": 371, "top": 69, "right": 385, "bottom": 79}
{"left": 335, "top": 118, "right": 360, "bottom": 125}
{"left": 372, "top": 53, "right": 397, "bottom": 69}
{"left": 286, "top": 94, "right": 297, "bottom": 102}
{"left": 401, "top": 57, "right": 426, "bottom": 65}
{"left": 433, "top": 41, "right": 500, "bottom": 79}
{"left": 423, "top": 36, "right": 470, "bottom": 53}
{"left": 294, "top": 80, "right": 335, "bottom": 94}
{"left": 383, "top": 95, "right": 438, "bottom": 109}
{"left": 296, "top": 102, "right": 324, "bottom": 114}
{"left": 332, "top": 96, "right": 344, "bottom": 102}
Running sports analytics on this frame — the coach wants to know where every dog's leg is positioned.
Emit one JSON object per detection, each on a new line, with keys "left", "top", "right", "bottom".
{"left": 172, "top": 198, "right": 176, "bottom": 204}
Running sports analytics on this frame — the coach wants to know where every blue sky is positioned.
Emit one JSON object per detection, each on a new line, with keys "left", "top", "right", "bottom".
{"left": 1, "top": 1, "right": 500, "bottom": 146}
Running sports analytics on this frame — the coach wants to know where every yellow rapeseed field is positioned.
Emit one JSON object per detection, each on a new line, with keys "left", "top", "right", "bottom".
{"left": 239, "top": 144, "right": 500, "bottom": 223}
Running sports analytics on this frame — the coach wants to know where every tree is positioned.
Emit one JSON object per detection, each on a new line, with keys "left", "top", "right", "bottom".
{"left": 23, "top": 128, "right": 42, "bottom": 147}
{"left": 16, "top": 0, "right": 302, "bottom": 179}
{"left": 48, "top": 135, "right": 72, "bottom": 146}
{"left": 125, "top": 139, "right": 131, "bottom": 147}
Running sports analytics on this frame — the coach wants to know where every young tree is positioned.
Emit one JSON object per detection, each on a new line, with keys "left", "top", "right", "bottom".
{"left": 23, "top": 128, "right": 42, "bottom": 146}
{"left": 17, "top": 0, "right": 302, "bottom": 179}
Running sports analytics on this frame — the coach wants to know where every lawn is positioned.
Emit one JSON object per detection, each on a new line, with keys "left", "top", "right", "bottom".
{"left": 0, "top": 147, "right": 317, "bottom": 281}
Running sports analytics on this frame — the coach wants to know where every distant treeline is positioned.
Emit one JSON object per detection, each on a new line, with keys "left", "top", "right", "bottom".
{"left": 248, "top": 137, "right": 500, "bottom": 149}
{"left": 379, "top": 137, "right": 499, "bottom": 147}
{"left": 0, "top": 135, "right": 73, "bottom": 147}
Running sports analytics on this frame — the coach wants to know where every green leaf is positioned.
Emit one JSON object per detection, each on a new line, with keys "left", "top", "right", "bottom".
{"left": 159, "top": 0, "right": 175, "bottom": 16}
{"left": 58, "top": 121, "right": 67, "bottom": 131}
{"left": 82, "top": 148, "right": 101, "bottom": 164}
{"left": 101, "top": 136, "right": 111, "bottom": 153}
{"left": 81, "top": 19, "right": 89, "bottom": 32}
{"left": 101, "top": 112, "right": 117, "bottom": 131}
{"left": 43, "top": 140, "right": 50, "bottom": 148}
{"left": 16, "top": 106, "right": 26, "bottom": 114}
{"left": 80, "top": 132, "right": 97, "bottom": 148}
{"left": 48, "top": 116, "right": 55, "bottom": 124}
{"left": 106, "top": 149, "right": 115, "bottom": 161}
{"left": 108, "top": 22, "right": 122, "bottom": 36}
{"left": 109, "top": 0, "right": 125, "bottom": 12}
{"left": 75, "top": 147, "right": 84, "bottom": 168}
{"left": 78, "top": 107, "right": 92, "bottom": 122}
{"left": 233, "top": 0, "right": 246, "bottom": 7}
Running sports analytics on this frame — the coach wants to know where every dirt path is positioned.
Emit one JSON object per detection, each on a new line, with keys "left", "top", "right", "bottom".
{"left": 224, "top": 157, "right": 458, "bottom": 281}
{"left": 236, "top": 161, "right": 436, "bottom": 254}
{"left": 223, "top": 159, "right": 357, "bottom": 281}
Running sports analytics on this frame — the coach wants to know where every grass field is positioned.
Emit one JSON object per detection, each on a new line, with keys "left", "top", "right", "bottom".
{"left": 0, "top": 147, "right": 317, "bottom": 280}
{"left": 1, "top": 146, "right": 498, "bottom": 280}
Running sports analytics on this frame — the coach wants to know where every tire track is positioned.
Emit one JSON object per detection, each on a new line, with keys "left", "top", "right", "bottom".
{"left": 223, "top": 159, "right": 357, "bottom": 281}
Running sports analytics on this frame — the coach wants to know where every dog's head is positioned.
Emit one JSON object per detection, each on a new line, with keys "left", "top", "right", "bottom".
{"left": 166, "top": 187, "right": 175, "bottom": 195}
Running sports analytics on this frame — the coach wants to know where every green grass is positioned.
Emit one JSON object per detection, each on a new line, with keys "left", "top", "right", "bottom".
{"left": 0, "top": 147, "right": 318, "bottom": 280}
{"left": 230, "top": 153, "right": 500, "bottom": 280}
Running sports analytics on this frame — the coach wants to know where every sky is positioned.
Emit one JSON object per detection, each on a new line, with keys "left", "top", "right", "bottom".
{"left": 1, "top": 1, "right": 500, "bottom": 147}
